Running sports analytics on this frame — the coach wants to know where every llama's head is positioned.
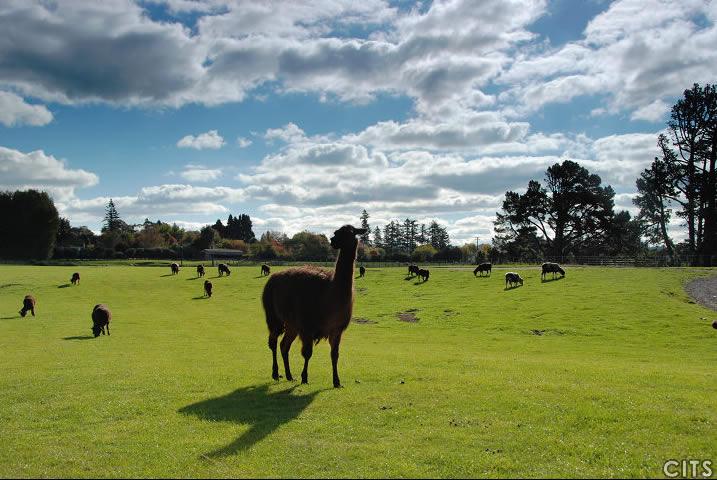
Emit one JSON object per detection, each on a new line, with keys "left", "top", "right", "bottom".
{"left": 330, "top": 225, "right": 367, "bottom": 249}
{"left": 92, "top": 324, "right": 103, "bottom": 337}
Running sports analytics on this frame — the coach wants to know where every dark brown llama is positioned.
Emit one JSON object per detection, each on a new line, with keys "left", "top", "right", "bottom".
{"left": 171, "top": 263, "right": 180, "bottom": 275}
{"left": 262, "top": 224, "right": 367, "bottom": 388}
{"left": 218, "top": 263, "right": 231, "bottom": 276}
{"left": 359, "top": 265, "right": 366, "bottom": 277}
{"left": 204, "top": 280, "right": 213, "bottom": 297}
{"left": 71, "top": 272, "right": 81, "bottom": 285}
{"left": 197, "top": 265, "right": 205, "bottom": 277}
{"left": 261, "top": 264, "right": 271, "bottom": 276}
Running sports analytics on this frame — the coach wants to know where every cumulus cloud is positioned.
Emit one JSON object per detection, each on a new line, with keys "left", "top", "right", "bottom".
{"left": 0, "top": 146, "right": 98, "bottom": 201}
{"left": 0, "top": 91, "right": 53, "bottom": 126}
{"left": 237, "top": 136, "right": 252, "bottom": 147}
{"left": 61, "top": 183, "right": 247, "bottom": 225}
{"left": 178, "top": 164, "right": 223, "bottom": 182}
{"left": 177, "top": 130, "right": 225, "bottom": 149}
{"left": 499, "top": 0, "right": 717, "bottom": 119}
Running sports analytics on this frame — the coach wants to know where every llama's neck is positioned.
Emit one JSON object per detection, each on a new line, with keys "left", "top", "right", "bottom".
{"left": 332, "top": 238, "right": 358, "bottom": 292}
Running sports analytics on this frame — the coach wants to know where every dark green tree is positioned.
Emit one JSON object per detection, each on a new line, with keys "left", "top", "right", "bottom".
{"left": 0, "top": 189, "right": 59, "bottom": 259}
{"left": 359, "top": 209, "right": 371, "bottom": 245}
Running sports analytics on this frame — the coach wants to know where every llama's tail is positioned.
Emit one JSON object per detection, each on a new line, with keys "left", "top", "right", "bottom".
{"left": 262, "top": 277, "right": 284, "bottom": 337}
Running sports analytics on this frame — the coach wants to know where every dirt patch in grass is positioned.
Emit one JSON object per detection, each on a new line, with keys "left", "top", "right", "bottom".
{"left": 530, "top": 328, "right": 566, "bottom": 336}
{"left": 397, "top": 311, "right": 419, "bottom": 323}
{"left": 352, "top": 317, "right": 377, "bottom": 324}
{"left": 685, "top": 275, "right": 717, "bottom": 312}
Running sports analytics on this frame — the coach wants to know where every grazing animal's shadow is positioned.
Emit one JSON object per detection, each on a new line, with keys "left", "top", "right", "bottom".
{"left": 0, "top": 283, "right": 22, "bottom": 289}
{"left": 504, "top": 285, "right": 523, "bottom": 290}
{"left": 541, "top": 276, "right": 565, "bottom": 283}
{"left": 160, "top": 274, "right": 174, "bottom": 277}
{"left": 58, "top": 283, "right": 71, "bottom": 288}
{"left": 209, "top": 275, "right": 222, "bottom": 279}
{"left": 192, "top": 296, "right": 209, "bottom": 300}
{"left": 254, "top": 275, "right": 266, "bottom": 279}
{"left": 404, "top": 275, "right": 414, "bottom": 281}
{"left": 179, "top": 384, "right": 320, "bottom": 457}
{"left": 0, "top": 316, "right": 19, "bottom": 320}
{"left": 62, "top": 336, "right": 95, "bottom": 341}
{"left": 187, "top": 277, "right": 200, "bottom": 281}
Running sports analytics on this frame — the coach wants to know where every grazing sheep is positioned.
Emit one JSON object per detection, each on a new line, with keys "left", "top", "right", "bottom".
{"left": 171, "top": 263, "right": 180, "bottom": 275}
{"left": 204, "top": 280, "right": 213, "bottom": 298}
{"left": 359, "top": 265, "right": 366, "bottom": 277}
{"left": 408, "top": 264, "right": 419, "bottom": 276}
{"left": 197, "top": 265, "right": 205, "bottom": 277}
{"left": 19, "top": 295, "right": 36, "bottom": 317}
{"left": 541, "top": 262, "right": 565, "bottom": 280}
{"left": 91, "top": 304, "right": 111, "bottom": 337}
{"left": 418, "top": 268, "right": 430, "bottom": 282}
{"left": 262, "top": 224, "right": 367, "bottom": 388}
{"left": 505, "top": 272, "right": 524, "bottom": 288}
{"left": 70, "top": 272, "right": 81, "bottom": 285}
{"left": 473, "top": 263, "right": 492, "bottom": 277}
{"left": 261, "top": 264, "right": 271, "bottom": 276}
{"left": 218, "top": 263, "right": 231, "bottom": 276}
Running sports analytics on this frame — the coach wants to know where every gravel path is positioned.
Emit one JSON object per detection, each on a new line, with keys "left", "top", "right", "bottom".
{"left": 685, "top": 275, "right": 717, "bottom": 312}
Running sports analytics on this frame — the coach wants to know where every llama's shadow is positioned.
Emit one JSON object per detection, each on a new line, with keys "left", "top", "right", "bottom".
{"left": 504, "top": 285, "right": 523, "bottom": 290}
{"left": 58, "top": 283, "right": 72, "bottom": 288}
{"left": 192, "top": 296, "right": 209, "bottom": 300}
{"left": 541, "top": 276, "right": 565, "bottom": 283}
{"left": 187, "top": 277, "right": 201, "bottom": 281}
{"left": 160, "top": 274, "right": 175, "bottom": 277}
{"left": 179, "top": 384, "right": 320, "bottom": 457}
{"left": 62, "top": 335, "right": 95, "bottom": 340}
{"left": 404, "top": 275, "right": 415, "bottom": 281}
{"left": 0, "top": 315, "right": 19, "bottom": 320}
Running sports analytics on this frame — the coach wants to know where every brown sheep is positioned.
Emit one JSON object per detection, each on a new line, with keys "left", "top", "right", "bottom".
{"left": 261, "top": 264, "right": 271, "bottom": 276}
{"left": 171, "top": 263, "right": 180, "bottom": 275}
{"left": 218, "top": 263, "right": 231, "bottom": 276}
{"left": 197, "top": 265, "right": 205, "bottom": 277}
{"left": 19, "top": 295, "right": 36, "bottom": 317}
{"left": 71, "top": 272, "right": 81, "bottom": 285}
{"left": 204, "top": 280, "right": 213, "bottom": 297}
{"left": 262, "top": 224, "right": 367, "bottom": 388}
{"left": 91, "top": 304, "right": 111, "bottom": 337}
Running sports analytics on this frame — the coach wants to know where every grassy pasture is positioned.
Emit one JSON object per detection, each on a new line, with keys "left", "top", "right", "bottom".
{"left": 0, "top": 264, "right": 715, "bottom": 478}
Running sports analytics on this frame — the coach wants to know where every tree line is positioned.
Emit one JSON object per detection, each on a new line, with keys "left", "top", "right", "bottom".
{"left": 493, "top": 83, "right": 716, "bottom": 266}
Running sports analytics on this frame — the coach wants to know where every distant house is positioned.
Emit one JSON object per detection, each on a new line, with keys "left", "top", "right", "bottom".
{"left": 202, "top": 248, "right": 245, "bottom": 265}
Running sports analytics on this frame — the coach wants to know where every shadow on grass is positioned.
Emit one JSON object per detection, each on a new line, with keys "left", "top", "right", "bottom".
{"left": 0, "top": 315, "right": 20, "bottom": 320}
{"left": 58, "top": 283, "right": 72, "bottom": 288}
{"left": 186, "top": 277, "right": 201, "bottom": 281}
{"left": 0, "top": 283, "right": 22, "bottom": 289}
{"left": 62, "top": 335, "right": 95, "bottom": 340}
{"left": 179, "top": 384, "right": 320, "bottom": 457}
{"left": 160, "top": 274, "right": 175, "bottom": 277}
{"left": 192, "top": 296, "right": 209, "bottom": 300}
{"left": 541, "top": 276, "right": 565, "bottom": 283}
{"left": 504, "top": 284, "right": 523, "bottom": 290}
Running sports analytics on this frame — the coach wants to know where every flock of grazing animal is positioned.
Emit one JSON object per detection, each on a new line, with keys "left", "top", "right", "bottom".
{"left": 13, "top": 225, "right": 571, "bottom": 387}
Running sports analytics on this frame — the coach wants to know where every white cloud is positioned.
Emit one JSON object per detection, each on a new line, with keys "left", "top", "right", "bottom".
{"left": 178, "top": 164, "right": 223, "bottom": 182}
{"left": 177, "top": 130, "right": 225, "bottom": 150}
{"left": 499, "top": 0, "right": 717, "bottom": 119}
{"left": 0, "top": 146, "right": 98, "bottom": 201}
{"left": 0, "top": 91, "right": 53, "bottom": 127}
{"left": 237, "top": 136, "right": 252, "bottom": 147}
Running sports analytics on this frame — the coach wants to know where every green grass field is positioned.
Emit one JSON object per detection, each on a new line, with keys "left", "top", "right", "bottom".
{"left": 0, "top": 265, "right": 715, "bottom": 478}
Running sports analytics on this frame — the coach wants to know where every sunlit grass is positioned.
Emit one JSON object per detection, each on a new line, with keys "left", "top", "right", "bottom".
{"left": 0, "top": 265, "right": 715, "bottom": 477}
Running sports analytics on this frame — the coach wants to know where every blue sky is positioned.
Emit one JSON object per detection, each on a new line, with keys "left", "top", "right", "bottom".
{"left": 1, "top": 0, "right": 715, "bottom": 244}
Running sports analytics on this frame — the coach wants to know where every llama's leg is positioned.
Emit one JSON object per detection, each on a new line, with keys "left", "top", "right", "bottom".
{"left": 31, "top": 306, "right": 35, "bottom": 317}
{"left": 280, "top": 328, "right": 297, "bottom": 381}
{"left": 329, "top": 334, "right": 342, "bottom": 388}
{"left": 300, "top": 339, "right": 313, "bottom": 384}
{"left": 269, "top": 333, "right": 280, "bottom": 380}
{"left": 106, "top": 323, "right": 110, "bottom": 336}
